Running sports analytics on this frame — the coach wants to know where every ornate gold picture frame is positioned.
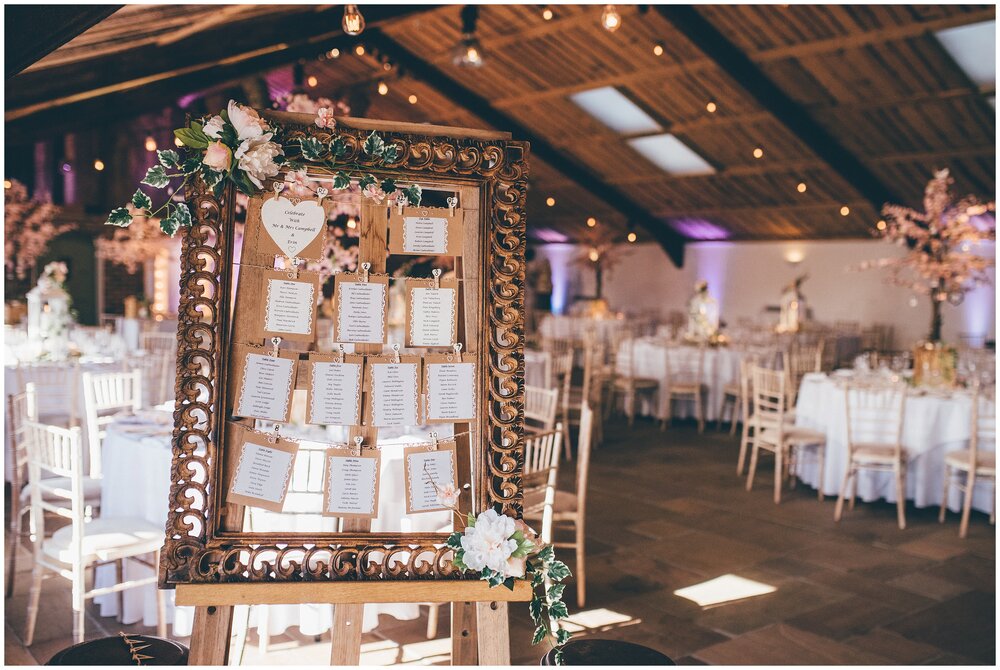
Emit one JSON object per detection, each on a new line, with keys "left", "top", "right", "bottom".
{"left": 159, "top": 114, "right": 529, "bottom": 587}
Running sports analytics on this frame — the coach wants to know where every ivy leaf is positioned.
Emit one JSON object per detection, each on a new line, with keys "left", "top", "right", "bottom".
{"left": 381, "top": 143, "right": 399, "bottom": 163}
{"left": 230, "top": 169, "right": 256, "bottom": 196}
{"left": 219, "top": 123, "right": 238, "bottom": 147}
{"left": 403, "top": 183, "right": 422, "bottom": 206}
{"left": 528, "top": 596, "right": 543, "bottom": 624}
{"left": 329, "top": 136, "right": 348, "bottom": 159}
{"left": 549, "top": 600, "right": 569, "bottom": 620}
{"left": 446, "top": 533, "right": 463, "bottom": 550}
{"left": 379, "top": 178, "right": 397, "bottom": 195}
{"left": 555, "top": 628, "right": 571, "bottom": 646}
{"left": 531, "top": 570, "right": 545, "bottom": 588}
{"left": 157, "top": 149, "right": 181, "bottom": 169}
{"left": 536, "top": 546, "right": 554, "bottom": 564}
{"left": 531, "top": 625, "right": 548, "bottom": 646}
{"left": 358, "top": 173, "right": 377, "bottom": 191}
{"left": 332, "top": 171, "right": 351, "bottom": 191}
{"left": 502, "top": 577, "right": 515, "bottom": 591}
{"left": 363, "top": 131, "right": 385, "bottom": 158}
{"left": 181, "top": 156, "right": 202, "bottom": 175}
{"left": 554, "top": 648, "right": 565, "bottom": 666}
{"left": 452, "top": 554, "right": 468, "bottom": 572}
{"left": 174, "top": 126, "right": 209, "bottom": 150}
{"left": 131, "top": 189, "right": 153, "bottom": 212}
{"left": 160, "top": 212, "right": 181, "bottom": 237}
{"left": 106, "top": 207, "right": 133, "bottom": 228}
{"left": 547, "top": 583, "right": 565, "bottom": 602}
{"left": 548, "top": 560, "right": 572, "bottom": 582}
{"left": 203, "top": 169, "right": 224, "bottom": 189}
{"left": 141, "top": 165, "right": 170, "bottom": 188}
{"left": 172, "top": 202, "right": 193, "bottom": 228}
{"left": 299, "top": 136, "right": 326, "bottom": 162}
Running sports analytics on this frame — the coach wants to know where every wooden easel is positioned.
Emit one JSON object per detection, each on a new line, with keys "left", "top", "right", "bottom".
{"left": 182, "top": 172, "right": 530, "bottom": 665}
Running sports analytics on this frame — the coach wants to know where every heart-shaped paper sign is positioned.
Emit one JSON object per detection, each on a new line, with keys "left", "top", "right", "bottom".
{"left": 260, "top": 196, "right": 326, "bottom": 259}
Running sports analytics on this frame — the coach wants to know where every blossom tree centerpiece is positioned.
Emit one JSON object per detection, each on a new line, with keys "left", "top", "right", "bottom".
{"left": 4, "top": 179, "right": 74, "bottom": 288}
{"left": 860, "top": 169, "right": 995, "bottom": 343}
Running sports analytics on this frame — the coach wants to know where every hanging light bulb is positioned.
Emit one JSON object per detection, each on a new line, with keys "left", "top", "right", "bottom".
{"left": 93, "top": 159, "right": 105, "bottom": 171}
{"left": 627, "top": 231, "right": 637, "bottom": 243}
{"left": 377, "top": 80, "right": 389, "bottom": 96}
{"left": 601, "top": 5, "right": 622, "bottom": 32}
{"left": 586, "top": 217, "right": 597, "bottom": 227}
{"left": 144, "top": 134, "right": 157, "bottom": 152}
{"left": 840, "top": 205, "right": 850, "bottom": 216}
{"left": 453, "top": 6, "right": 485, "bottom": 68}
{"left": 706, "top": 101, "right": 717, "bottom": 113}
{"left": 408, "top": 94, "right": 418, "bottom": 104}
{"left": 342, "top": 4, "right": 365, "bottom": 36}
{"left": 307, "top": 75, "right": 318, "bottom": 88}
{"left": 354, "top": 44, "right": 366, "bottom": 56}
{"left": 542, "top": 7, "right": 554, "bottom": 21}
{"left": 588, "top": 247, "right": 600, "bottom": 262}
{"left": 653, "top": 42, "right": 664, "bottom": 56}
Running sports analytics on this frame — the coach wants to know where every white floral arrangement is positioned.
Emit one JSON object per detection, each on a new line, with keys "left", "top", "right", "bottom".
{"left": 105, "top": 100, "right": 422, "bottom": 236}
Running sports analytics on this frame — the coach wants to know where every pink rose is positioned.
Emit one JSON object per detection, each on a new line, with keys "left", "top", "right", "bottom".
{"left": 203, "top": 141, "right": 232, "bottom": 171}
{"left": 315, "top": 107, "right": 336, "bottom": 129}
{"left": 362, "top": 183, "right": 386, "bottom": 203}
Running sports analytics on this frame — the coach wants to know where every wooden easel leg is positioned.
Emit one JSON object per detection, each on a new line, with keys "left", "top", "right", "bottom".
{"left": 330, "top": 603, "right": 365, "bottom": 665}
{"left": 451, "top": 601, "right": 478, "bottom": 665}
{"left": 475, "top": 601, "right": 510, "bottom": 665}
{"left": 188, "top": 605, "right": 235, "bottom": 665}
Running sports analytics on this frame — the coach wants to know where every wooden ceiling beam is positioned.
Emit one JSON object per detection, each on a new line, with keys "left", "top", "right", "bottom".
{"left": 364, "top": 29, "right": 688, "bottom": 267}
{"left": 655, "top": 200, "right": 872, "bottom": 218}
{"left": 5, "top": 5, "right": 122, "bottom": 78}
{"left": 656, "top": 5, "right": 898, "bottom": 211}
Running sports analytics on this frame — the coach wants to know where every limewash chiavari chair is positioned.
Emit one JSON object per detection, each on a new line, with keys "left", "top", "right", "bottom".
{"left": 6, "top": 387, "right": 105, "bottom": 599}
{"left": 139, "top": 331, "right": 177, "bottom": 358}
{"left": 525, "top": 403, "right": 593, "bottom": 607}
{"left": 662, "top": 345, "right": 706, "bottom": 433}
{"left": 732, "top": 355, "right": 761, "bottom": 475}
{"left": 81, "top": 370, "right": 142, "bottom": 479}
{"left": 522, "top": 424, "right": 564, "bottom": 545}
{"left": 561, "top": 335, "right": 603, "bottom": 459}
{"left": 746, "top": 366, "right": 827, "bottom": 504}
{"left": 609, "top": 333, "right": 660, "bottom": 428}
{"left": 834, "top": 381, "right": 908, "bottom": 529}
{"left": 15, "top": 361, "right": 81, "bottom": 428}
{"left": 525, "top": 385, "right": 560, "bottom": 433}
{"left": 940, "top": 384, "right": 996, "bottom": 538}
{"left": 23, "top": 421, "right": 165, "bottom": 645}
{"left": 123, "top": 350, "right": 173, "bottom": 407}
{"left": 784, "top": 341, "right": 824, "bottom": 406}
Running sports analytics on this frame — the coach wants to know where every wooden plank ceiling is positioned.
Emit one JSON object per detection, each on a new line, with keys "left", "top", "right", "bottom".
{"left": 7, "top": 4, "right": 995, "bottom": 248}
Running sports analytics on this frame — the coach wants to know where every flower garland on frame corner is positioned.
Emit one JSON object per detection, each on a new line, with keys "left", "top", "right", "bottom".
{"left": 104, "top": 100, "right": 422, "bottom": 234}
{"left": 435, "top": 484, "right": 573, "bottom": 664}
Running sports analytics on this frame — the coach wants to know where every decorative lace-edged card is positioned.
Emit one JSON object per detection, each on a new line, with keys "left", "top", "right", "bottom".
{"left": 405, "top": 278, "right": 458, "bottom": 348}
{"left": 389, "top": 205, "right": 463, "bottom": 256}
{"left": 305, "top": 352, "right": 364, "bottom": 426}
{"left": 232, "top": 343, "right": 298, "bottom": 423}
{"left": 251, "top": 267, "right": 320, "bottom": 343}
{"left": 403, "top": 440, "right": 457, "bottom": 514}
{"left": 424, "top": 353, "right": 477, "bottom": 423}
{"left": 226, "top": 425, "right": 299, "bottom": 513}
{"left": 332, "top": 272, "right": 388, "bottom": 344}
{"left": 322, "top": 445, "right": 380, "bottom": 519}
{"left": 248, "top": 190, "right": 332, "bottom": 262}
{"left": 364, "top": 354, "right": 422, "bottom": 427}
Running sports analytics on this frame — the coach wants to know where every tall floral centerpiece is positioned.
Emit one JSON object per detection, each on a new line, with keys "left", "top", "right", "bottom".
{"left": 26, "top": 261, "right": 74, "bottom": 360}
{"left": 859, "top": 169, "right": 995, "bottom": 342}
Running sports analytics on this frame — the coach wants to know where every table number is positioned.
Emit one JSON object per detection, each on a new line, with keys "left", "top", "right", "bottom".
{"left": 333, "top": 267, "right": 388, "bottom": 344}
{"left": 226, "top": 426, "right": 299, "bottom": 513}
{"left": 305, "top": 351, "right": 363, "bottom": 426}
{"left": 233, "top": 342, "right": 298, "bottom": 423}
{"left": 405, "top": 273, "right": 458, "bottom": 348}
{"left": 424, "top": 349, "right": 477, "bottom": 423}
{"left": 403, "top": 438, "right": 458, "bottom": 514}
{"left": 389, "top": 204, "right": 463, "bottom": 256}
{"left": 322, "top": 440, "right": 380, "bottom": 519}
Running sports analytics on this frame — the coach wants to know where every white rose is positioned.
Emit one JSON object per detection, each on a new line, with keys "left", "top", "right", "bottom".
{"left": 235, "top": 135, "right": 283, "bottom": 189}
{"left": 203, "top": 115, "right": 225, "bottom": 139}
{"left": 227, "top": 99, "right": 267, "bottom": 142}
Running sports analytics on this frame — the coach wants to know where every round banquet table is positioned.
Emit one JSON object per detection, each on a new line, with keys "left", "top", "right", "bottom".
{"left": 615, "top": 338, "right": 773, "bottom": 422}
{"left": 793, "top": 372, "right": 994, "bottom": 513}
{"left": 93, "top": 417, "right": 451, "bottom": 637}
{"left": 539, "top": 314, "right": 631, "bottom": 344}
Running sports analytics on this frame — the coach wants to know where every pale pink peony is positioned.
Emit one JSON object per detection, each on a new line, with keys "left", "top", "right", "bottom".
{"left": 315, "top": 107, "right": 336, "bottom": 129}
{"left": 202, "top": 141, "right": 232, "bottom": 171}
{"left": 227, "top": 100, "right": 268, "bottom": 142}
{"left": 235, "top": 134, "right": 283, "bottom": 188}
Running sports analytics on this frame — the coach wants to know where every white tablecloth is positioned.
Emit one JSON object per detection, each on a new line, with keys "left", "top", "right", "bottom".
{"left": 539, "top": 315, "right": 631, "bottom": 344}
{"left": 615, "top": 339, "right": 760, "bottom": 422}
{"left": 793, "top": 373, "right": 993, "bottom": 512}
{"left": 94, "top": 420, "right": 451, "bottom": 636}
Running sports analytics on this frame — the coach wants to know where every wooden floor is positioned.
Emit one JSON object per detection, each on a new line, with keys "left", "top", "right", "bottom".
{"left": 5, "top": 418, "right": 995, "bottom": 665}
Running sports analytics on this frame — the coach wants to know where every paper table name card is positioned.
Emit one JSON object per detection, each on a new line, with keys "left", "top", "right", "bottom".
{"left": 233, "top": 344, "right": 299, "bottom": 422}
{"left": 252, "top": 268, "right": 319, "bottom": 342}
{"left": 405, "top": 275, "right": 459, "bottom": 348}
{"left": 306, "top": 352, "right": 363, "bottom": 426}
{"left": 403, "top": 440, "right": 458, "bottom": 514}
{"left": 424, "top": 352, "right": 477, "bottom": 423}
{"left": 389, "top": 205, "right": 463, "bottom": 256}
{"left": 249, "top": 189, "right": 331, "bottom": 262}
{"left": 333, "top": 270, "right": 388, "bottom": 344}
{"left": 366, "top": 354, "right": 421, "bottom": 427}
{"left": 322, "top": 442, "right": 380, "bottom": 519}
{"left": 226, "top": 426, "right": 299, "bottom": 513}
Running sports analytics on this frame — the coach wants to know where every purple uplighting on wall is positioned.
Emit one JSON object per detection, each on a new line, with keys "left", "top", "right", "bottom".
{"left": 669, "top": 217, "right": 730, "bottom": 240}
{"left": 533, "top": 228, "right": 571, "bottom": 243}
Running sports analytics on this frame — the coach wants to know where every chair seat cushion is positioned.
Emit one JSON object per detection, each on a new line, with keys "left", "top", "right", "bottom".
{"left": 523, "top": 490, "right": 579, "bottom": 517}
{"left": 44, "top": 517, "right": 163, "bottom": 564}
{"left": 945, "top": 449, "right": 996, "bottom": 475}
{"left": 851, "top": 443, "right": 903, "bottom": 464}
{"left": 21, "top": 476, "right": 102, "bottom": 503}
{"left": 783, "top": 426, "right": 826, "bottom": 446}
{"left": 613, "top": 377, "right": 659, "bottom": 389}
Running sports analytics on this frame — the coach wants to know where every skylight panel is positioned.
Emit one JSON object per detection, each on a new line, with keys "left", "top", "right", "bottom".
{"left": 627, "top": 133, "right": 716, "bottom": 176}
{"left": 935, "top": 20, "right": 996, "bottom": 87}
{"left": 569, "top": 87, "right": 662, "bottom": 135}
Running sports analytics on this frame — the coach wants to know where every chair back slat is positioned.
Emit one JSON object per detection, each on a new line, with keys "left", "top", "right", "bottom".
{"left": 15, "top": 362, "right": 80, "bottom": 424}
{"left": 123, "top": 351, "right": 173, "bottom": 407}
{"left": 82, "top": 370, "right": 143, "bottom": 478}
{"left": 844, "top": 383, "right": 906, "bottom": 453}
{"left": 522, "top": 425, "right": 563, "bottom": 529}
{"left": 140, "top": 332, "right": 177, "bottom": 357}
{"left": 751, "top": 365, "right": 787, "bottom": 424}
{"left": 525, "top": 385, "right": 559, "bottom": 431}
